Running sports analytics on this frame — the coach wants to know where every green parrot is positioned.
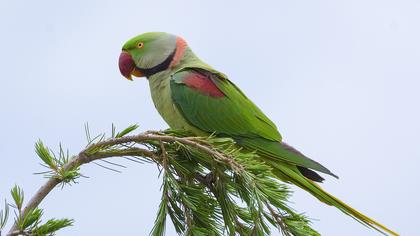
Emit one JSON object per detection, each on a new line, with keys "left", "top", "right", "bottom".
{"left": 118, "top": 32, "right": 398, "bottom": 236}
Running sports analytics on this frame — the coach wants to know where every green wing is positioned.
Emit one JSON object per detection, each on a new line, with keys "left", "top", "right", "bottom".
{"left": 171, "top": 67, "right": 281, "bottom": 141}
{"left": 170, "top": 67, "right": 336, "bottom": 177}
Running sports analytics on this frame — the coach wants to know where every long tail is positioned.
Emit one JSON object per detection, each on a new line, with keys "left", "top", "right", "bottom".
{"left": 268, "top": 161, "right": 399, "bottom": 236}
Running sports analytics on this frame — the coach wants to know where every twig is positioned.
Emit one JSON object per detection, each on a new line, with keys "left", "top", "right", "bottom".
{"left": 88, "top": 132, "right": 243, "bottom": 172}
{"left": 265, "top": 202, "right": 291, "bottom": 236}
{"left": 8, "top": 230, "right": 31, "bottom": 236}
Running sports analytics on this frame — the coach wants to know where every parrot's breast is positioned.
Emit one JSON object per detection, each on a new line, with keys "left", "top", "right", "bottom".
{"left": 148, "top": 71, "right": 205, "bottom": 135}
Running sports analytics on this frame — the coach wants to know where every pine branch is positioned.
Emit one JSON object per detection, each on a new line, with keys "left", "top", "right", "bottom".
{"left": 3, "top": 125, "right": 319, "bottom": 236}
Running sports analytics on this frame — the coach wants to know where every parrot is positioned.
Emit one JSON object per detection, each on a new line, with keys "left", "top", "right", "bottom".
{"left": 118, "top": 32, "right": 398, "bottom": 236}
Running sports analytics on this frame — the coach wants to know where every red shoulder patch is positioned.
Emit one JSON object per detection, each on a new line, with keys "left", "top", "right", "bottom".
{"left": 169, "top": 37, "right": 187, "bottom": 68}
{"left": 183, "top": 73, "right": 225, "bottom": 98}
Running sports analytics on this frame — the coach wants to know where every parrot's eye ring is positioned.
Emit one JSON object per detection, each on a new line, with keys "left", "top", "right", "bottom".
{"left": 137, "top": 42, "right": 144, "bottom": 48}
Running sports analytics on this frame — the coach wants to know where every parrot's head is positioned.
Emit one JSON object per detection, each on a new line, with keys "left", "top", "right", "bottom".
{"left": 119, "top": 32, "right": 187, "bottom": 80}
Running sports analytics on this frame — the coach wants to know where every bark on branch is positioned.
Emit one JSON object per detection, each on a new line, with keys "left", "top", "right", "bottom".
{"left": 7, "top": 131, "right": 233, "bottom": 235}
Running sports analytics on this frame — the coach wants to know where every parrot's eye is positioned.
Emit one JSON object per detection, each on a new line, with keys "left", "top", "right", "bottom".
{"left": 137, "top": 42, "right": 144, "bottom": 48}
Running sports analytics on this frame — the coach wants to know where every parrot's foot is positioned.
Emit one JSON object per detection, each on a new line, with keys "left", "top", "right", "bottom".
{"left": 195, "top": 172, "right": 216, "bottom": 189}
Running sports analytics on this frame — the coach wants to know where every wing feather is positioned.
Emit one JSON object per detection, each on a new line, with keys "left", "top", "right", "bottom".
{"left": 171, "top": 68, "right": 281, "bottom": 141}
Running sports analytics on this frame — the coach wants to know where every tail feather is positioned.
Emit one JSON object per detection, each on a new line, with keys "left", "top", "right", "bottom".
{"left": 267, "top": 160, "right": 399, "bottom": 236}
{"left": 297, "top": 166, "right": 325, "bottom": 182}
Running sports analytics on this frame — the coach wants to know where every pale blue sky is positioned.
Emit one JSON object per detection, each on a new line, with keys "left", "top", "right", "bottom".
{"left": 1, "top": 0, "right": 419, "bottom": 235}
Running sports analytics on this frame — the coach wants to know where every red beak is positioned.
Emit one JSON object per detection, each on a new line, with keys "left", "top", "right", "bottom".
{"left": 119, "top": 51, "right": 143, "bottom": 80}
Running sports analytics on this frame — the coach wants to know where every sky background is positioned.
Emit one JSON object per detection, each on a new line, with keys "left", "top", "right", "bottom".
{"left": 1, "top": 0, "right": 419, "bottom": 235}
